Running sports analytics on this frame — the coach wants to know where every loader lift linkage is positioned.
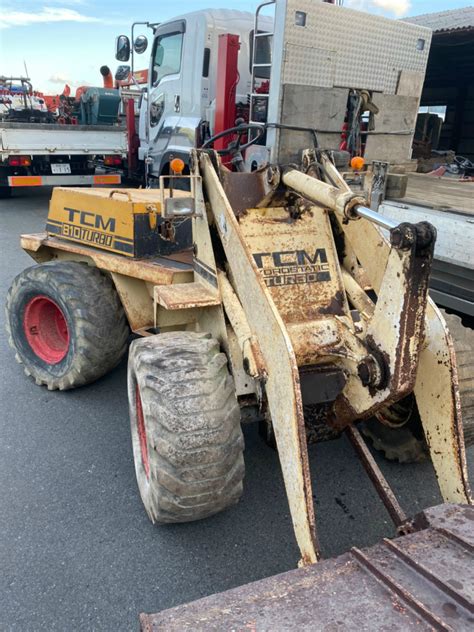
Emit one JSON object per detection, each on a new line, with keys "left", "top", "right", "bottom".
{"left": 195, "top": 148, "right": 471, "bottom": 564}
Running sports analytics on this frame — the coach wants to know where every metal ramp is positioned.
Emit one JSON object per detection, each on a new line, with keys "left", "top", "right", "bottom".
{"left": 140, "top": 504, "right": 474, "bottom": 631}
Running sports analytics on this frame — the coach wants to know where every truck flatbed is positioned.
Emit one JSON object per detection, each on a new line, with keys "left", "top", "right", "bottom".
{"left": 140, "top": 504, "right": 474, "bottom": 631}
{"left": 381, "top": 176, "right": 474, "bottom": 315}
{"left": 0, "top": 120, "right": 127, "bottom": 157}
{"left": 398, "top": 173, "right": 474, "bottom": 216}
{"left": 0, "top": 121, "right": 126, "bottom": 133}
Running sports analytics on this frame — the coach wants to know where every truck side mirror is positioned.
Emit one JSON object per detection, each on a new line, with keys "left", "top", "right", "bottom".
{"left": 115, "top": 35, "right": 131, "bottom": 62}
{"left": 115, "top": 65, "right": 131, "bottom": 82}
{"left": 134, "top": 35, "right": 148, "bottom": 54}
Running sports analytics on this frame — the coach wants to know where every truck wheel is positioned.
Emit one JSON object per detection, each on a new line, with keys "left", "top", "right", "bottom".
{"left": 0, "top": 186, "right": 12, "bottom": 199}
{"left": 128, "top": 332, "right": 244, "bottom": 523}
{"left": 362, "top": 308, "right": 474, "bottom": 461}
{"left": 5, "top": 261, "right": 129, "bottom": 390}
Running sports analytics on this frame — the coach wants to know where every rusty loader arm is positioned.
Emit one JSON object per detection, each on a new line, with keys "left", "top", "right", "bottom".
{"left": 199, "top": 150, "right": 471, "bottom": 565}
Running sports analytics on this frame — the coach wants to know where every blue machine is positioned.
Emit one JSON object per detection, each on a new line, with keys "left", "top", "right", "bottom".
{"left": 79, "top": 88, "right": 121, "bottom": 126}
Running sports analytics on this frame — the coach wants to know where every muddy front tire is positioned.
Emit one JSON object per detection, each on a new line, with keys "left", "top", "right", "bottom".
{"left": 128, "top": 332, "right": 245, "bottom": 523}
{"left": 5, "top": 261, "right": 129, "bottom": 390}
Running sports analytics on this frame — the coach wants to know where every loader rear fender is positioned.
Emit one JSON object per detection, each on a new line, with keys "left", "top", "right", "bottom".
{"left": 20, "top": 237, "right": 163, "bottom": 333}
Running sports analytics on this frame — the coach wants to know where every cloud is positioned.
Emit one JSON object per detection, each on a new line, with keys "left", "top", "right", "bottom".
{"left": 0, "top": 6, "right": 100, "bottom": 29}
{"left": 48, "top": 73, "right": 73, "bottom": 84}
{"left": 372, "top": 0, "right": 411, "bottom": 16}
{"left": 48, "top": 73, "right": 91, "bottom": 87}
{"left": 345, "top": 0, "right": 411, "bottom": 17}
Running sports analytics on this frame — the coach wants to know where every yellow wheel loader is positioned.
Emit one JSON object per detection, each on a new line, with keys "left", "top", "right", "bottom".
{"left": 4, "top": 0, "right": 473, "bottom": 624}
{"left": 6, "top": 146, "right": 472, "bottom": 567}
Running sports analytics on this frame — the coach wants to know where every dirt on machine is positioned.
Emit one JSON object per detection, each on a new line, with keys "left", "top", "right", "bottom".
{"left": 4, "top": 0, "right": 473, "bottom": 626}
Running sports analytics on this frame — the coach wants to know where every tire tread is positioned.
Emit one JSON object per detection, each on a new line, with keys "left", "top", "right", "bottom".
{"left": 128, "top": 331, "right": 245, "bottom": 523}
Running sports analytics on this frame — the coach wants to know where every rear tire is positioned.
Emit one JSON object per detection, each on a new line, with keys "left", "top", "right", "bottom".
{"left": 5, "top": 261, "right": 129, "bottom": 390}
{"left": 128, "top": 332, "right": 245, "bottom": 523}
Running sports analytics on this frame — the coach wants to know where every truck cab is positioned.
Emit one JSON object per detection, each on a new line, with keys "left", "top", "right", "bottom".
{"left": 118, "top": 9, "right": 272, "bottom": 179}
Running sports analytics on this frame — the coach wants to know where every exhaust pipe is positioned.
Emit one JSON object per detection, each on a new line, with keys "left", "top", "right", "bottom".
{"left": 100, "top": 65, "right": 113, "bottom": 89}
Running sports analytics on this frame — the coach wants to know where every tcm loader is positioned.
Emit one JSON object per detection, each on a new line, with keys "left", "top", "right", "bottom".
{"left": 5, "top": 0, "right": 473, "bottom": 626}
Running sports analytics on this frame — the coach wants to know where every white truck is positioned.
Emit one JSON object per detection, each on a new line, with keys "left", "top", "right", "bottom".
{"left": 115, "top": 1, "right": 473, "bottom": 324}
{"left": 115, "top": 2, "right": 429, "bottom": 177}
{"left": 0, "top": 122, "right": 127, "bottom": 198}
{"left": 115, "top": 8, "right": 273, "bottom": 179}
{"left": 0, "top": 77, "right": 128, "bottom": 198}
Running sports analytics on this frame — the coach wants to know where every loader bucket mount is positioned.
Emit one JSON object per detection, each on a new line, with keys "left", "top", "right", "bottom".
{"left": 198, "top": 148, "right": 472, "bottom": 565}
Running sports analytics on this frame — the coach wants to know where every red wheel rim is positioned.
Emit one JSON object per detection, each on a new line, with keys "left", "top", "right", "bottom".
{"left": 135, "top": 384, "right": 150, "bottom": 479}
{"left": 23, "top": 295, "right": 70, "bottom": 364}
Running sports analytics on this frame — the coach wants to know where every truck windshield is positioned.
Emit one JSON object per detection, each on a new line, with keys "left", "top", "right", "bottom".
{"left": 152, "top": 31, "right": 183, "bottom": 86}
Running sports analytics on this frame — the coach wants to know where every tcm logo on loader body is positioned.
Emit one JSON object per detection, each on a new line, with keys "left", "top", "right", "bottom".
{"left": 253, "top": 248, "right": 331, "bottom": 288}
{"left": 59, "top": 207, "right": 116, "bottom": 248}
{"left": 65, "top": 207, "right": 116, "bottom": 232}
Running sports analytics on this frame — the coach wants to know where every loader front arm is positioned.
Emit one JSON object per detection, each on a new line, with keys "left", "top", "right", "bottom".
{"left": 198, "top": 148, "right": 471, "bottom": 569}
{"left": 200, "top": 152, "right": 320, "bottom": 565}
{"left": 331, "top": 220, "right": 436, "bottom": 427}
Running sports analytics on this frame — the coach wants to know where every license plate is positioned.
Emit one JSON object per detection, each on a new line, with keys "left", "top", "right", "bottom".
{"left": 51, "top": 163, "right": 71, "bottom": 174}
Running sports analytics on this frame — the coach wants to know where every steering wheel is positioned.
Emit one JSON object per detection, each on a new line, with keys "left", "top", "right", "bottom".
{"left": 454, "top": 155, "right": 474, "bottom": 170}
{"left": 201, "top": 123, "right": 265, "bottom": 156}
{"left": 446, "top": 155, "right": 474, "bottom": 175}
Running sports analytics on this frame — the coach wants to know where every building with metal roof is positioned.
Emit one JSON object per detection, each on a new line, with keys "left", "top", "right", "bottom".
{"left": 403, "top": 7, "right": 474, "bottom": 161}
{"left": 404, "top": 6, "right": 474, "bottom": 33}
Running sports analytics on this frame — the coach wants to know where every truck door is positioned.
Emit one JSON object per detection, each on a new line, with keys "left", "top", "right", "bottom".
{"left": 147, "top": 20, "right": 185, "bottom": 174}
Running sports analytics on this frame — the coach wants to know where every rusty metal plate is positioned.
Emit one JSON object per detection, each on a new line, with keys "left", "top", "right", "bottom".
{"left": 154, "top": 282, "right": 220, "bottom": 310}
{"left": 238, "top": 207, "right": 349, "bottom": 324}
{"left": 20, "top": 233, "right": 193, "bottom": 285}
{"left": 140, "top": 504, "right": 474, "bottom": 631}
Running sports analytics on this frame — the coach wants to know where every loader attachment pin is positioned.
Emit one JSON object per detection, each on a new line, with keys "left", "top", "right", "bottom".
{"left": 357, "top": 355, "right": 385, "bottom": 389}
{"left": 346, "top": 425, "right": 409, "bottom": 530}
{"left": 282, "top": 166, "right": 401, "bottom": 232}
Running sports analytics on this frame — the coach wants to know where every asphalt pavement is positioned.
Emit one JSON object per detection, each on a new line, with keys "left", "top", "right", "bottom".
{"left": 1, "top": 188, "right": 473, "bottom": 631}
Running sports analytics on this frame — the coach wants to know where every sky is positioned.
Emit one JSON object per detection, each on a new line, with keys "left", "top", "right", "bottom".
{"left": 0, "top": 0, "right": 472, "bottom": 94}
